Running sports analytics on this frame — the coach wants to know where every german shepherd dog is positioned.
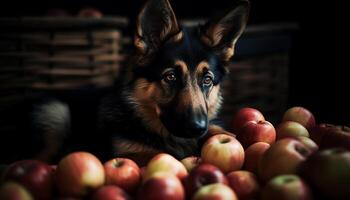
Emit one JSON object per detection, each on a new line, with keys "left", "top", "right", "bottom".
{"left": 7, "top": 0, "right": 249, "bottom": 165}
{"left": 96, "top": 0, "right": 250, "bottom": 164}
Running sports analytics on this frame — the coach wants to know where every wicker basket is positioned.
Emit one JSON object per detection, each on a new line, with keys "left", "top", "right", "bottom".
{"left": 0, "top": 17, "right": 128, "bottom": 110}
{"left": 218, "top": 23, "right": 297, "bottom": 129}
{"left": 220, "top": 53, "right": 289, "bottom": 130}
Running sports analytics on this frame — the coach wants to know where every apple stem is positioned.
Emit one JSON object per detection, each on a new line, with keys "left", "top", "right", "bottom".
{"left": 283, "top": 177, "right": 296, "bottom": 183}
{"left": 294, "top": 145, "right": 309, "bottom": 156}
{"left": 113, "top": 160, "right": 124, "bottom": 168}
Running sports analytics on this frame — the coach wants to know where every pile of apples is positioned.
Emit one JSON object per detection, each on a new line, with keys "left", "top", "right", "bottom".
{"left": 1, "top": 106, "right": 350, "bottom": 200}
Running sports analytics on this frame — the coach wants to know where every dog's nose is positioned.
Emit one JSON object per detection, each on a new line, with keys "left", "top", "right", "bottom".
{"left": 188, "top": 117, "right": 208, "bottom": 137}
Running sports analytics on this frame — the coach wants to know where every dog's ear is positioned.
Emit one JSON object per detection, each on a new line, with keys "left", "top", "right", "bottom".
{"left": 200, "top": 0, "right": 250, "bottom": 61}
{"left": 134, "top": 0, "right": 180, "bottom": 55}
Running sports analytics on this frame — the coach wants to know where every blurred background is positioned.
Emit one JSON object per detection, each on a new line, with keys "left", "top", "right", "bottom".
{"left": 0, "top": 0, "right": 348, "bottom": 162}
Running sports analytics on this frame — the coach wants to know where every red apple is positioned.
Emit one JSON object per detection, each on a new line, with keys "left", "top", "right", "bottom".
{"left": 201, "top": 134, "right": 244, "bottom": 173}
{"left": 91, "top": 185, "right": 130, "bottom": 200}
{"left": 104, "top": 158, "right": 141, "bottom": 193}
{"left": 143, "top": 153, "right": 187, "bottom": 182}
{"left": 243, "top": 142, "right": 270, "bottom": 174}
{"left": 237, "top": 120, "right": 276, "bottom": 148}
{"left": 180, "top": 156, "right": 202, "bottom": 173}
{"left": 137, "top": 171, "right": 185, "bottom": 200}
{"left": 276, "top": 121, "right": 309, "bottom": 140}
{"left": 50, "top": 165, "right": 57, "bottom": 171}
{"left": 140, "top": 166, "right": 146, "bottom": 178}
{"left": 0, "top": 182, "right": 34, "bottom": 200}
{"left": 259, "top": 138, "right": 313, "bottom": 181}
{"left": 55, "top": 151, "right": 105, "bottom": 197}
{"left": 192, "top": 183, "right": 238, "bottom": 200}
{"left": 310, "top": 123, "right": 350, "bottom": 149}
{"left": 261, "top": 174, "right": 313, "bottom": 200}
{"left": 77, "top": 7, "right": 103, "bottom": 18}
{"left": 227, "top": 170, "right": 260, "bottom": 200}
{"left": 282, "top": 106, "right": 316, "bottom": 131}
{"left": 299, "top": 148, "right": 350, "bottom": 199}
{"left": 183, "top": 163, "right": 227, "bottom": 199}
{"left": 3, "top": 160, "right": 54, "bottom": 200}
{"left": 231, "top": 107, "right": 265, "bottom": 132}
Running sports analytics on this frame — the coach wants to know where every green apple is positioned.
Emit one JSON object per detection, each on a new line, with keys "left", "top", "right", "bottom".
{"left": 192, "top": 183, "right": 238, "bottom": 200}
{"left": 276, "top": 121, "right": 309, "bottom": 140}
{"left": 299, "top": 148, "right": 350, "bottom": 199}
{"left": 0, "top": 182, "right": 33, "bottom": 200}
{"left": 261, "top": 175, "right": 313, "bottom": 200}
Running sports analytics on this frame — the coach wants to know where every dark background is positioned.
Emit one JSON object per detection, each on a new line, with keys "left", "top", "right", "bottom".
{"left": 0, "top": 0, "right": 348, "bottom": 125}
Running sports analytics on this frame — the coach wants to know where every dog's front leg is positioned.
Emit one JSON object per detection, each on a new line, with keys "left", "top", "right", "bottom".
{"left": 112, "top": 137, "right": 161, "bottom": 166}
{"left": 208, "top": 124, "right": 236, "bottom": 137}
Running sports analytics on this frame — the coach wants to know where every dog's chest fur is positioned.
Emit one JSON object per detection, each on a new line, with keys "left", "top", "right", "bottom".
{"left": 98, "top": 91, "right": 200, "bottom": 161}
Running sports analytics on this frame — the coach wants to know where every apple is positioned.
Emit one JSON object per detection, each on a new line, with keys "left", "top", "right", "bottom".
{"left": 137, "top": 171, "right": 185, "bottom": 200}
{"left": 243, "top": 142, "right": 270, "bottom": 174}
{"left": 143, "top": 153, "right": 187, "bottom": 182}
{"left": 140, "top": 166, "right": 146, "bottom": 178}
{"left": 261, "top": 174, "right": 313, "bottom": 200}
{"left": 310, "top": 123, "right": 350, "bottom": 149}
{"left": 91, "top": 185, "right": 130, "bottom": 200}
{"left": 295, "top": 136, "right": 318, "bottom": 153}
{"left": 299, "top": 148, "right": 350, "bottom": 199}
{"left": 276, "top": 121, "right": 309, "bottom": 140}
{"left": 259, "top": 138, "right": 313, "bottom": 181}
{"left": 183, "top": 163, "right": 227, "bottom": 199}
{"left": 282, "top": 106, "right": 316, "bottom": 131}
{"left": 231, "top": 107, "right": 265, "bottom": 132}
{"left": 226, "top": 170, "right": 260, "bottom": 200}
{"left": 104, "top": 158, "right": 141, "bottom": 193}
{"left": 50, "top": 165, "right": 57, "bottom": 171}
{"left": 237, "top": 120, "right": 276, "bottom": 148}
{"left": 55, "top": 151, "right": 105, "bottom": 197}
{"left": 0, "top": 182, "right": 34, "bottom": 200}
{"left": 2, "top": 160, "right": 54, "bottom": 200}
{"left": 180, "top": 156, "right": 202, "bottom": 173}
{"left": 77, "top": 7, "right": 103, "bottom": 18}
{"left": 201, "top": 134, "right": 244, "bottom": 173}
{"left": 192, "top": 183, "right": 238, "bottom": 200}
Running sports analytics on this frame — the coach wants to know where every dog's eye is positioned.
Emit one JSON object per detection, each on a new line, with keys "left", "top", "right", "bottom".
{"left": 163, "top": 72, "right": 176, "bottom": 83}
{"left": 203, "top": 74, "right": 213, "bottom": 86}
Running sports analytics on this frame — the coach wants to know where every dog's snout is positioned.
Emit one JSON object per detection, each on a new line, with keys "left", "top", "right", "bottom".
{"left": 161, "top": 106, "right": 209, "bottom": 138}
{"left": 185, "top": 107, "right": 208, "bottom": 137}
{"left": 188, "top": 117, "right": 208, "bottom": 137}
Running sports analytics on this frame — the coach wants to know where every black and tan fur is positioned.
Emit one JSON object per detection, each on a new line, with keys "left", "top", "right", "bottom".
{"left": 7, "top": 0, "right": 250, "bottom": 165}
{"left": 97, "top": 0, "right": 250, "bottom": 164}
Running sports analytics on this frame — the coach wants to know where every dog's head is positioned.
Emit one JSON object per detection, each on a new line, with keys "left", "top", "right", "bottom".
{"left": 126, "top": 0, "right": 249, "bottom": 139}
